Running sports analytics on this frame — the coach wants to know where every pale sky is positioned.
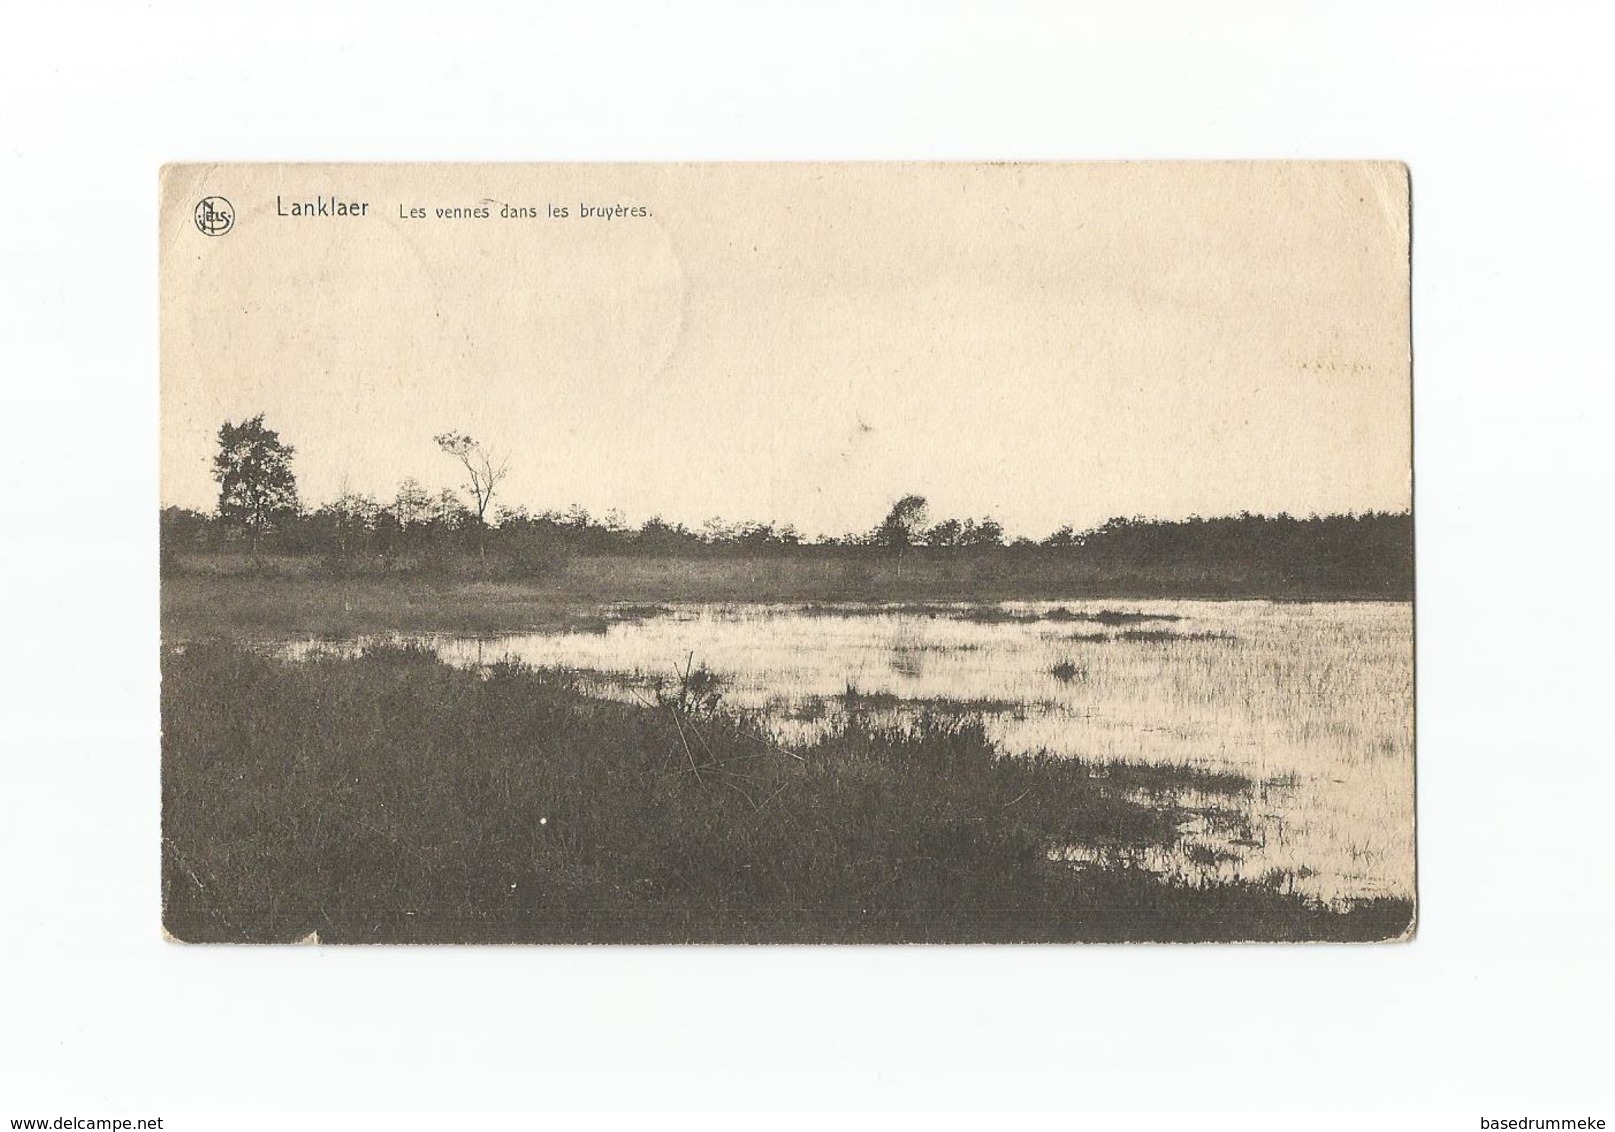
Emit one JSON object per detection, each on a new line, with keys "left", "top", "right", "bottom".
{"left": 160, "top": 162, "right": 1411, "bottom": 539}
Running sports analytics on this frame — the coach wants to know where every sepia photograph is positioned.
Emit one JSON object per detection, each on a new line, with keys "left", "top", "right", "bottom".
{"left": 9, "top": 1, "right": 1615, "bottom": 1123}
{"left": 160, "top": 162, "right": 1414, "bottom": 944}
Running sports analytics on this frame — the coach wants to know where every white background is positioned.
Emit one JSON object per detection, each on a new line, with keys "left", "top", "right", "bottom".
{"left": 2, "top": 0, "right": 1612, "bottom": 1120}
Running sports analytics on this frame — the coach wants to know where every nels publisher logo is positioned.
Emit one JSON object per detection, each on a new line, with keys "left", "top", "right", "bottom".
{"left": 194, "top": 196, "right": 235, "bottom": 237}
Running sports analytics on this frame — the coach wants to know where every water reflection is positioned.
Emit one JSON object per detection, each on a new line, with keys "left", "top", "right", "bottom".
{"left": 283, "top": 599, "right": 1414, "bottom": 905}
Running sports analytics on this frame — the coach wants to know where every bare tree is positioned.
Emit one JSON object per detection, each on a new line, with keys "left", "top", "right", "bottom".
{"left": 435, "top": 431, "right": 510, "bottom": 564}
{"left": 434, "top": 431, "right": 510, "bottom": 526}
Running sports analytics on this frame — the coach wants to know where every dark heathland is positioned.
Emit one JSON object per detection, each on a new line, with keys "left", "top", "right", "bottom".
{"left": 161, "top": 641, "right": 1414, "bottom": 944}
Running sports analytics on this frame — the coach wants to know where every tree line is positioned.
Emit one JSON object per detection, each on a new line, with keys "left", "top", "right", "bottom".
{"left": 161, "top": 413, "right": 1413, "bottom": 593}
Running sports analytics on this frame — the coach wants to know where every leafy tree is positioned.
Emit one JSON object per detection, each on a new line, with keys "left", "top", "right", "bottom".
{"left": 212, "top": 414, "right": 299, "bottom": 553}
{"left": 312, "top": 488, "right": 380, "bottom": 563}
{"left": 701, "top": 516, "right": 735, "bottom": 543}
{"left": 962, "top": 517, "right": 1005, "bottom": 547}
{"left": 392, "top": 478, "right": 432, "bottom": 529}
{"left": 431, "top": 489, "right": 473, "bottom": 529}
{"left": 871, "top": 493, "right": 930, "bottom": 580}
{"left": 159, "top": 506, "right": 211, "bottom": 573}
{"left": 874, "top": 494, "right": 930, "bottom": 549}
{"left": 925, "top": 517, "right": 963, "bottom": 547}
{"left": 329, "top": 488, "right": 379, "bottom": 528}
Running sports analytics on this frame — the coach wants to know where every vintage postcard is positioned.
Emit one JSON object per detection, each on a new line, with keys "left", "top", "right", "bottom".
{"left": 159, "top": 162, "right": 1413, "bottom": 944}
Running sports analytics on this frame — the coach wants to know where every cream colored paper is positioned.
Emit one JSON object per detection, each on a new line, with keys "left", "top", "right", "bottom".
{"left": 160, "top": 163, "right": 1412, "bottom": 944}
{"left": 162, "top": 163, "right": 1409, "bottom": 531}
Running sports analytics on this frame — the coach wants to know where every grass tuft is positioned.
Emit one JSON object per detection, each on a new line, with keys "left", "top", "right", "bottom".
{"left": 1050, "top": 659, "right": 1086, "bottom": 682}
{"left": 162, "top": 643, "right": 1410, "bottom": 944}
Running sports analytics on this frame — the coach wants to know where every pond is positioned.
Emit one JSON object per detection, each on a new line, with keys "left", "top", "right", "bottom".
{"left": 286, "top": 599, "right": 1414, "bottom": 905}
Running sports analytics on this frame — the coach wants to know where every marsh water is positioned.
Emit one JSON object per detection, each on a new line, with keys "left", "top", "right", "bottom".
{"left": 288, "top": 600, "right": 1414, "bottom": 905}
